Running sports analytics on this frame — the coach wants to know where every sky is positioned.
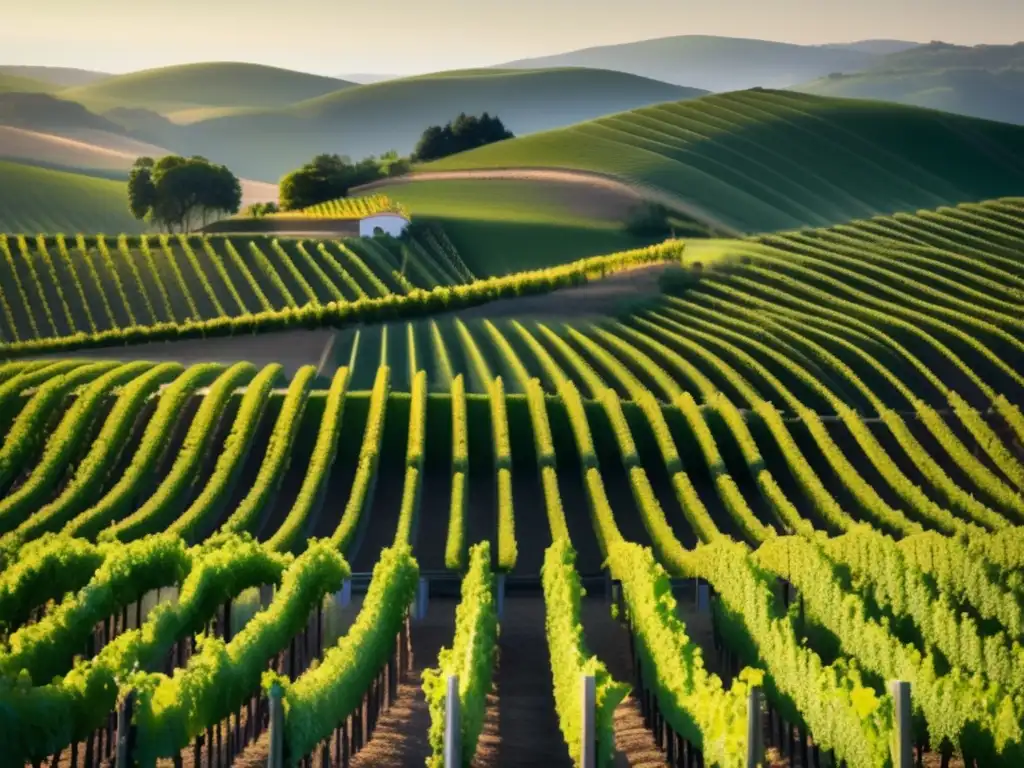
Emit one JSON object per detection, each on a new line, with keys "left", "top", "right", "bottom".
{"left": 3, "top": 0, "right": 1022, "bottom": 75}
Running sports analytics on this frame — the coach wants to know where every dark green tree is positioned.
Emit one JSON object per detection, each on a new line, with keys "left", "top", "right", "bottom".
{"left": 412, "top": 113, "right": 514, "bottom": 162}
{"left": 278, "top": 153, "right": 396, "bottom": 211}
{"left": 127, "top": 155, "right": 242, "bottom": 232}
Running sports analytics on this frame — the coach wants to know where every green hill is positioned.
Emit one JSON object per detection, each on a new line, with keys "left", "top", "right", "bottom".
{"left": 60, "top": 62, "right": 355, "bottom": 114}
{"left": 0, "top": 65, "right": 109, "bottom": 88}
{"left": 182, "top": 67, "right": 703, "bottom": 181}
{"left": 498, "top": 35, "right": 879, "bottom": 91}
{"left": 371, "top": 177, "right": 657, "bottom": 274}
{"left": 0, "top": 72, "right": 55, "bottom": 95}
{"left": 796, "top": 42, "right": 1024, "bottom": 125}
{"left": 0, "top": 160, "right": 143, "bottom": 234}
{"left": 424, "top": 89, "right": 1024, "bottom": 233}
{"left": 798, "top": 68, "right": 1024, "bottom": 125}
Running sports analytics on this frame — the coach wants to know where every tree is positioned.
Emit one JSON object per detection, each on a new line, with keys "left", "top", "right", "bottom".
{"left": 127, "top": 155, "right": 242, "bottom": 232}
{"left": 278, "top": 152, "right": 396, "bottom": 211}
{"left": 412, "top": 113, "right": 514, "bottom": 162}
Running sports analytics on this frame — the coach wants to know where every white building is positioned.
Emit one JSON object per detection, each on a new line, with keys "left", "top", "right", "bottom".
{"left": 359, "top": 213, "right": 410, "bottom": 238}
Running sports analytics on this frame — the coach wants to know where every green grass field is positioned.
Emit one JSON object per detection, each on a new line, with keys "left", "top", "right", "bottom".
{"left": 375, "top": 178, "right": 654, "bottom": 274}
{"left": 425, "top": 89, "right": 1024, "bottom": 232}
{"left": 60, "top": 62, "right": 355, "bottom": 113}
{"left": 0, "top": 160, "right": 143, "bottom": 234}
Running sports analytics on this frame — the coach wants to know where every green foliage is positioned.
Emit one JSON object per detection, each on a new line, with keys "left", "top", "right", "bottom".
{"left": 62, "top": 363, "right": 221, "bottom": 539}
{"left": 99, "top": 362, "right": 256, "bottom": 542}
{"left": 127, "top": 155, "right": 242, "bottom": 232}
{"left": 543, "top": 539, "right": 628, "bottom": 767}
{"left": 0, "top": 535, "right": 289, "bottom": 763}
{"left": 268, "top": 367, "right": 350, "bottom": 553}
{"left": 0, "top": 238, "right": 683, "bottom": 356}
{"left": 279, "top": 153, "right": 398, "bottom": 211}
{"left": 131, "top": 540, "right": 348, "bottom": 762}
{"left": 168, "top": 364, "right": 283, "bottom": 542}
{"left": 424, "top": 541, "right": 498, "bottom": 766}
{"left": 445, "top": 374, "right": 469, "bottom": 570}
{"left": 0, "top": 361, "right": 153, "bottom": 537}
{"left": 413, "top": 112, "right": 514, "bottom": 163}
{"left": 330, "top": 365, "right": 390, "bottom": 552}
{"left": 272, "top": 544, "right": 416, "bottom": 764}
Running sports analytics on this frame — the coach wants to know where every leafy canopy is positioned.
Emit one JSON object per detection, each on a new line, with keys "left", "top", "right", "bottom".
{"left": 127, "top": 155, "right": 241, "bottom": 232}
{"left": 413, "top": 112, "right": 514, "bottom": 163}
{"left": 278, "top": 152, "right": 410, "bottom": 212}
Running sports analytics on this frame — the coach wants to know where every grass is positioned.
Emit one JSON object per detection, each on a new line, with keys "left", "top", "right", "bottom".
{"left": 425, "top": 89, "right": 1024, "bottom": 233}
{"left": 60, "top": 62, "right": 354, "bottom": 113}
{"left": 376, "top": 178, "right": 656, "bottom": 274}
{"left": 0, "top": 160, "right": 143, "bottom": 234}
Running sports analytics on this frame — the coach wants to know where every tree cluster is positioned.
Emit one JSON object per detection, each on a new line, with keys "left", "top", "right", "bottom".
{"left": 278, "top": 152, "right": 410, "bottom": 212}
{"left": 244, "top": 201, "right": 279, "bottom": 218}
{"left": 412, "top": 113, "right": 514, "bottom": 163}
{"left": 127, "top": 155, "right": 241, "bottom": 232}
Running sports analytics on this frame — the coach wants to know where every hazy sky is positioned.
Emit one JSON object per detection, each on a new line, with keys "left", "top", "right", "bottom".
{"left": 3, "top": 0, "right": 1022, "bottom": 75}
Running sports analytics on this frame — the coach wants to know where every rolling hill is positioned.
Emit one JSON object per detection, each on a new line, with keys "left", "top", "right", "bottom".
{"left": 60, "top": 62, "right": 356, "bottom": 116}
{"left": 0, "top": 72, "right": 56, "bottom": 95}
{"left": 0, "top": 160, "right": 144, "bottom": 233}
{"left": 0, "top": 65, "right": 109, "bottom": 87}
{"left": 819, "top": 39, "right": 921, "bottom": 55}
{"left": 422, "top": 89, "right": 1024, "bottom": 233}
{"left": 796, "top": 42, "right": 1024, "bottom": 125}
{"left": 498, "top": 35, "right": 881, "bottom": 91}
{"left": 364, "top": 176, "right": 659, "bottom": 274}
{"left": 180, "top": 67, "right": 705, "bottom": 181}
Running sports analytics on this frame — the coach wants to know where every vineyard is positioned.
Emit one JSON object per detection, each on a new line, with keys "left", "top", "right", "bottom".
{"left": 0, "top": 195, "right": 1023, "bottom": 767}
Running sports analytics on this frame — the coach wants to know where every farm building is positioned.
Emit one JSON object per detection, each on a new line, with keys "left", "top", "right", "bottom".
{"left": 358, "top": 212, "right": 410, "bottom": 238}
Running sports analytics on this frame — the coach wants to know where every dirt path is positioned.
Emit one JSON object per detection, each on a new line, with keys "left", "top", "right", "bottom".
{"left": 579, "top": 597, "right": 668, "bottom": 768}
{"left": 483, "top": 596, "right": 573, "bottom": 767}
{"left": 356, "top": 168, "right": 743, "bottom": 238}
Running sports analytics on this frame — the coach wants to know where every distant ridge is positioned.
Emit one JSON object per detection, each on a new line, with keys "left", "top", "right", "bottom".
{"left": 60, "top": 61, "right": 356, "bottom": 113}
{"left": 0, "top": 65, "right": 109, "bottom": 88}
{"left": 497, "top": 34, "right": 880, "bottom": 90}
{"left": 796, "top": 41, "right": 1024, "bottom": 125}
{"left": 817, "top": 39, "right": 921, "bottom": 55}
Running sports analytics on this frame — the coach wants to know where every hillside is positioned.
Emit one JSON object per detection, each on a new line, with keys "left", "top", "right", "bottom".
{"left": 0, "top": 72, "right": 55, "bottom": 94}
{"left": 60, "top": 62, "right": 355, "bottom": 115}
{"left": 0, "top": 160, "right": 144, "bottom": 233}
{"left": 0, "top": 92, "right": 126, "bottom": 132}
{"left": 498, "top": 35, "right": 879, "bottom": 91}
{"left": 367, "top": 177, "right": 657, "bottom": 274}
{"left": 819, "top": 39, "right": 922, "bottom": 55}
{"left": 423, "top": 89, "right": 1024, "bottom": 233}
{"left": 797, "top": 42, "right": 1024, "bottom": 124}
{"left": 181, "top": 67, "right": 704, "bottom": 181}
{"left": 0, "top": 65, "right": 109, "bottom": 87}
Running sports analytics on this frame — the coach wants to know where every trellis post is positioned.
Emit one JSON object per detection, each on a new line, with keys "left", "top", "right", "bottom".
{"left": 443, "top": 675, "right": 460, "bottom": 767}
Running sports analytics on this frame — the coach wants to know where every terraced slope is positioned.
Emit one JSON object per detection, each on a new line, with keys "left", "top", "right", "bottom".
{"left": 424, "top": 90, "right": 1024, "bottom": 232}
